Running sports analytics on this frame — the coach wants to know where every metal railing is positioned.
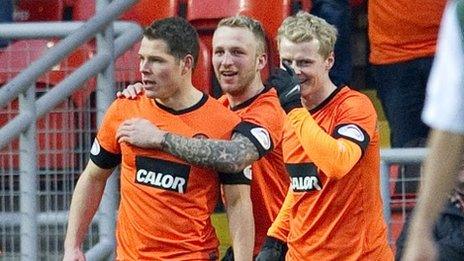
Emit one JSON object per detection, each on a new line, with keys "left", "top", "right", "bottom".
{"left": 380, "top": 147, "right": 427, "bottom": 245}
{"left": 0, "top": 0, "right": 142, "bottom": 259}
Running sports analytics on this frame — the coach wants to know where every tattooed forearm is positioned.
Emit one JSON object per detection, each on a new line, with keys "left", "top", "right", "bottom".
{"left": 162, "top": 132, "right": 259, "bottom": 173}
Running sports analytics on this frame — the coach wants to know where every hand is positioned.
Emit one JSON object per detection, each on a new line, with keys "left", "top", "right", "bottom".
{"left": 63, "top": 248, "right": 86, "bottom": 261}
{"left": 116, "top": 82, "right": 144, "bottom": 99}
{"left": 255, "top": 236, "right": 287, "bottom": 261}
{"left": 401, "top": 234, "right": 438, "bottom": 261}
{"left": 116, "top": 118, "right": 166, "bottom": 149}
{"left": 266, "top": 63, "right": 302, "bottom": 113}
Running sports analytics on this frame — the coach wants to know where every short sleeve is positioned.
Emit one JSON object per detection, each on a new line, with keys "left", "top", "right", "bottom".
{"left": 89, "top": 100, "right": 122, "bottom": 169}
{"left": 331, "top": 94, "right": 377, "bottom": 154}
{"left": 238, "top": 91, "right": 285, "bottom": 155}
{"left": 218, "top": 165, "right": 252, "bottom": 185}
{"left": 234, "top": 121, "right": 274, "bottom": 159}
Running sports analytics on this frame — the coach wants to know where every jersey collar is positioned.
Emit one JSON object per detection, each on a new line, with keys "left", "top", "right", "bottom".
{"left": 229, "top": 85, "right": 271, "bottom": 111}
{"left": 309, "top": 85, "right": 346, "bottom": 114}
{"left": 154, "top": 93, "right": 208, "bottom": 115}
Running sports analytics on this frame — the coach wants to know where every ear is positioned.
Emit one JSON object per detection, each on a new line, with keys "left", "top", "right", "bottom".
{"left": 325, "top": 51, "right": 335, "bottom": 71}
{"left": 181, "top": 54, "right": 194, "bottom": 75}
{"left": 256, "top": 52, "right": 267, "bottom": 71}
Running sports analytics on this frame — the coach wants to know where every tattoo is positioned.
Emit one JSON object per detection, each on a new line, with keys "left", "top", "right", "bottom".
{"left": 163, "top": 132, "right": 259, "bottom": 173}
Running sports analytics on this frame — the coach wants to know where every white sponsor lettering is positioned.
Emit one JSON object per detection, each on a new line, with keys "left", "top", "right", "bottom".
{"left": 136, "top": 169, "right": 186, "bottom": 193}
{"left": 337, "top": 124, "right": 365, "bottom": 142}
{"left": 145, "top": 171, "right": 156, "bottom": 184}
{"left": 291, "top": 176, "right": 322, "bottom": 191}
{"left": 90, "top": 139, "right": 101, "bottom": 156}
{"left": 250, "top": 127, "right": 271, "bottom": 151}
{"left": 161, "top": 175, "right": 174, "bottom": 187}
{"left": 136, "top": 169, "right": 147, "bottom": 181}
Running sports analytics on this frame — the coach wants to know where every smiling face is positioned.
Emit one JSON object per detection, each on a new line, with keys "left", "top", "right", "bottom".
{"left": 212, "top": 26, "right": 266, "bottom": 96}
{"left": 278, "top": 37, "right": 334, "bottom": 108}
{"left": 138, "top": 37, "right": 184, "bottom": 100}
{"left": 276, "top": 12, "right": 338, "bottom": 109}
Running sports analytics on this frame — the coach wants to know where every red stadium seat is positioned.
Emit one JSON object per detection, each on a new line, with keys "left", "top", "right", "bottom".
{"left": 0, "top": 39, "right": 94, "bottom": 106}
{"left": 72, "top": 0, "right": 179, "bottom": 24}
{"left": 389, "top": 164, "right": 419, "bottom": 212}
{"left": 0, "top": 40, "right": 56, "bottom": 85}
{"left": 3, "top": 0, "right": 92, "bottom": 103}
{"left": 0, "top": 40, "right": 92, "bottom": 174}
{"left": 69, "top": 0, "right": 94, "bottom": 21}
{"left": 236, "top": 0, "right": 293, "bottom": 75}
{"left": 388, "top": 164, "right": 419, "bottom": 250}
{"left": 186, "top": 0, "right": 293, "bottom": 91}
{"left": 1, "top": 1, "right": 92, "bottom": 173}
{"left": 192, "top": 39, "right": 212, "bottom": 94}
{"left": 120, "top": 0, "right": 180, "bottom": 26}
{"left": 71, "top": 0, "right": 181, "bottom": 89}
{"left": 186, "top": 0, "right": 237, "bottom": 30}
{"left": 14, "top": 0, "right": 64, "bottom": 22}
{"left": 0, "top": 95, "right": 76, "bottom": 171}
{"left": 114, "top": 41, "right": 142, "bottom": 85}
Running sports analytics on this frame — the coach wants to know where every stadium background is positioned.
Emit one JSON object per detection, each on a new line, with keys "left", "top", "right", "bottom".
{"left": 0, "top": 0, "right": 422, "bottom": 259}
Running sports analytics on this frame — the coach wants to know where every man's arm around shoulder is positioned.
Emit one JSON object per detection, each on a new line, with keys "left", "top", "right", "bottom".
{"left": 116, "top": 118, "right": 260, "bottom": 173}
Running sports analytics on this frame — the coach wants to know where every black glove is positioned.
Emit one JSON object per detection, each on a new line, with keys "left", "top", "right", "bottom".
{"left": 266, "top": 63, "right": 302, "bottom": 113}
{"left": 221, "top": 246, "right": 234, "bottom": 261}
{"left": 255, "top": 236, "right": 288, "bottom": 261}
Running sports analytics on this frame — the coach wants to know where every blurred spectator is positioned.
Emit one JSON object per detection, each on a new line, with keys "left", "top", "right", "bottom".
{"left": 0, "top": 0, "right": 14, "bottom": 48}
{"left": 311, "top": 0, "right": 352, "bottom": 87}
{"left": 368, "top": 0, "right": 447, "bottom": 148}
{"left": 401, "top": 1, "right": 464, "bottom": 260}
{"left": 396, "top": 166, "right": 464, "bottom": 261}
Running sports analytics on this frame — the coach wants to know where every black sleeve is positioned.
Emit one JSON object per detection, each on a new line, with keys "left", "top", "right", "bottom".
{"left": 89, "top": 138, "right": 121, "bottom": 169}
{"left": 233, "top": 121, "right": 274, "bottom": 159}
{"left": 332, "top": 123, "right": 370, "bottom": 154}
{"left": 218, "top": 165, "right": 252, "bottom": 185}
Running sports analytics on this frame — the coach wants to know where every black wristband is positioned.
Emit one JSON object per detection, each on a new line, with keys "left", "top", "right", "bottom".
{"left": 262, "top": 236, "right": 286, "bottom": 250}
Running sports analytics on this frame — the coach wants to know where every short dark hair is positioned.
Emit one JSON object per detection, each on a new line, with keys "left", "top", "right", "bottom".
{"left": 143, "top": 17, "right": 199, "bottom": 67}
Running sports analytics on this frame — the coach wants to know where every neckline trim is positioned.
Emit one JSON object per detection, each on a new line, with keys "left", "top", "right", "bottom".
{"left": 154, "top": 93, "right": 208, "bottom": 115}
{"left": 309, "top": 85, "right": 346, "bottom": 114}
{"left": 229, "top": 85, "right": 271, "bottom": 111}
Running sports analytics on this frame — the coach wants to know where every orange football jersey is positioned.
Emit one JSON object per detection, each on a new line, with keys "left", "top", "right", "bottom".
{"left": 90, "top": 94, "right": 250, "bottom": 260}
{"left": 220, "top": 86, "right": 290, "bottom": 255}
{"left": 276, "top": 86, "right": 393, "bottom": 260}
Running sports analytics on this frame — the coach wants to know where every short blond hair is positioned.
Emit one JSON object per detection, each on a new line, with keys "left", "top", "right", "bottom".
{"left": 277, "top": 11, "right": 337, "bottom": 59}
{"left": 217, "top": 15, "right": 267, "bottom": 54}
